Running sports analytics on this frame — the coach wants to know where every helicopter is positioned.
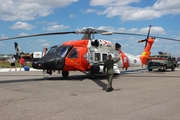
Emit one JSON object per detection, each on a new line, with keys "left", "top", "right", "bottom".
{"left": 0, "top": 25, "right": 180, "bottom": 78}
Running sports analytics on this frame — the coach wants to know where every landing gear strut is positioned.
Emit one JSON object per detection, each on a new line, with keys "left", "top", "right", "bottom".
{"left": 47, "top": 70, "right": 52, "bottom": 75}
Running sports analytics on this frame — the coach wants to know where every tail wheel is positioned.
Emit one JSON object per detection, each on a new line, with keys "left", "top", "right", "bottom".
{"left": 62, "top": 71, "right": 69, "bottom": 77}
{"left": 148, "top": 69, "right": 152, "bottom": 71}
{"left": 163, "top": 65, "right": 167, "bottom": 72}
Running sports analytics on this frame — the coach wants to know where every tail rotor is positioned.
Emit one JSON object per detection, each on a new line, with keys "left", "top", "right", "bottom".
{"left": 138, "top": 25, "right": 152, "bottom": 48}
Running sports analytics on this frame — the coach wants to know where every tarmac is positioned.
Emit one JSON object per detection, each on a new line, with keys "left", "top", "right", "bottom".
{"left": 0, "top": 67, "right": 180, "bottom": 120}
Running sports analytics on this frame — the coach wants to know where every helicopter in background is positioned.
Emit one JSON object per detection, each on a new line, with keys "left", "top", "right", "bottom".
{"left": 0, "top": 25, "right": 179, "bottom": 78}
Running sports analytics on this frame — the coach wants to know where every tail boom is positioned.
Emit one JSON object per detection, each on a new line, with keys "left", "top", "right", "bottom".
{"left": 140, "top": 37, "right": 154, "bottom": 65}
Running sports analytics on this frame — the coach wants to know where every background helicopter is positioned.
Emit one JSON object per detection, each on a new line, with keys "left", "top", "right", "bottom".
{"left": 0, "top": 25, "right": 180, "bottom": 78}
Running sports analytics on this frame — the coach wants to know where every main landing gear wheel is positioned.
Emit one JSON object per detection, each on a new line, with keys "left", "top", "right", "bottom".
{"left": 87, "top": 70, "right": 95, "bottom": 79}
{"left": 62, "top": 71, "right": 69, "bottom": 77}
{"left": 87, "top": 64, "right": 99, "bottom": 79}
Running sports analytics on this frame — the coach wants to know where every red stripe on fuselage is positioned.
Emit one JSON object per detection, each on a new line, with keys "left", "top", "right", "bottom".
{"left": 119, "top": 50, "right": 129, "bottom": 69}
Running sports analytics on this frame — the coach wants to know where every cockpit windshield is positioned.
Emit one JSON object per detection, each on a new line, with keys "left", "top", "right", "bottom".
{"left": 56, "top": 46, "right": 72, "bottom": 57}
{"left": 45, "top": 45, "right": 73, "bottom": 57}
{"left": 46, "top": 45, "right": 59, "bottom": 55}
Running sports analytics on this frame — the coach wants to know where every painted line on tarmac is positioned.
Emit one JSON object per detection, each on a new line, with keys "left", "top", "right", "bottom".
{"left": 0, "top": 68, "right": 42, "bottom": 72}
{"left": 120, "top": 68, "right": 147, "bottom": 74}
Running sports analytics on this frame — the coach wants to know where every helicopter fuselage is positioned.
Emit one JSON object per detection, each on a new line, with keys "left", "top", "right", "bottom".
{"left": 32, "top": 39, "right": 122, "bottom": 77}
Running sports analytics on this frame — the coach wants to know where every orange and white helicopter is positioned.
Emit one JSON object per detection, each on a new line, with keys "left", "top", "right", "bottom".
{"left": 0, "top": 25, "right": 179, "bottom": 78}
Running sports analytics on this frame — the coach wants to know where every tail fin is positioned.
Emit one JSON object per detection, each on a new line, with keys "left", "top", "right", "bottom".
{"left": 14, "top": 42, "right": 24, "bottom": 56}
{"left": 139, "top": 37, "right": 155, "bottom": 65}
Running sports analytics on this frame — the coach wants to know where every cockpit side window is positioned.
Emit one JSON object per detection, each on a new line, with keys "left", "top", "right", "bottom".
{"left": 54, "top": 46, "right": 72, "bottom": 57}
{"left": 68, "top": 48, "right": 78, "bottom": 58}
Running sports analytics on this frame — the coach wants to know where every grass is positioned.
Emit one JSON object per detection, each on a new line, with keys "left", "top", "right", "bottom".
{"left": 0, "top": 61, "right": 32, "bottom": 68}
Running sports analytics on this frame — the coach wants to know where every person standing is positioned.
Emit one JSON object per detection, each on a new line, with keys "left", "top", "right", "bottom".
{"left": 103, "top": 54, "right": 120, "bottom": 92}
{"left": 9, "top": 55, "right": 17, "bottom": 71}
{"left": 19, "top": 56, "right": 25, "bottom": 71}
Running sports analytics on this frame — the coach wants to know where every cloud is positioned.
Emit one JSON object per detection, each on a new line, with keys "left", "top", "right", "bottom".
{"left": 35, "top": 39, "right": 48, "bottom": 43}
{"left": 1, "top": 34, "right": 7, "bottom": 39}
{"left": 97, "top": 26, "right": 115, "bottom": 31}
{"left": 139, "top": 26, "right": 166, "bottom": 35}
{"left": 18, "top": 32, "right": 29, "bottom": 36}
{"left": 33, "top": 39, "right": 50, "bottom": 47}
{"left": 90, "top": 0, "right": 140, "bottom": 6}
{"left": 69, "top": 14, "right": 76, "bottom": 18}
{"left": 10, "top": 21, "right": 36, "bottom": 30}
{"left": 84, "top": 9, "right": 99, "bottom": 13}
{"left": 0, "top": 0, "right": 78, "bottom": 21}
{"left": 41, "top": 43, "right": 50, "bottom": 47}
{"left": 48, "top": 21, "right": 59, "bottom": 25}
{"left": 45, "top": 24, "right": 69, "bottom": 31}
{"left": 88, "top": 0, "right": 180, "bottom": 21}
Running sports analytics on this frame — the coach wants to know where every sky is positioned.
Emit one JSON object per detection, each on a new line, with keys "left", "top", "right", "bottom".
{"left": 0, "top": 0, "right": 180, "bottom": 56}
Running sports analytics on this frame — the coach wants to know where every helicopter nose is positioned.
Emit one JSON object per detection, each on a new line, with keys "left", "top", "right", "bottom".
{"left": 32, "top": 60, "right": 44, "bottom": 69}
{"left": 53, "top": 57, "right": 65, "bottom": 70}
{"left": 32, "top": 56, "right": 65, "bottom": 70}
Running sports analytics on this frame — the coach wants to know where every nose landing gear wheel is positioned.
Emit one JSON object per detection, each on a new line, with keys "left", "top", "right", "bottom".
{"left": 62, "top": 71, "right": 69, "bottom": 77}
{"left": 47, "top": 70, "right": 52, "bottom": 75}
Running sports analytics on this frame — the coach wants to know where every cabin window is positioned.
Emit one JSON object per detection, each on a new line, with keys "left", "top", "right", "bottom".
{"left": 95, "top": 53, "right": 100, "bottom": 61}
{"left": 102, "top": 53, "right": 108, "bottom": 62}
{"left": 68, "top": 48, "right": 78, "bottom": 58}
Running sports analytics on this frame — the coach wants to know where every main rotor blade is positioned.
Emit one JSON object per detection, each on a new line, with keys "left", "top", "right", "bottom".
{"left": 0, "top": 31, "right": 76, "bottom": 41}
{"left": 111, "top": 32, "right": 147, "bottom": 37}
{"left": 151, "top": 36, "right": 180, "bottom": 42}
{"left": 103, "top": 31, "right": 180, "bottom": 42}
